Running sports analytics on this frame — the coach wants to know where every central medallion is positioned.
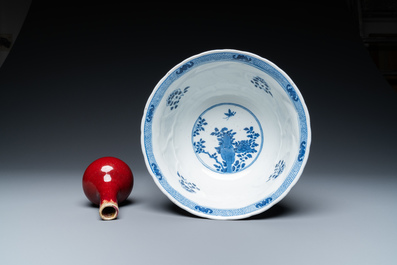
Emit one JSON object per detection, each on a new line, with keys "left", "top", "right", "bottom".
{"left": 192, "top": 103, "right": 263, "bottom": 174}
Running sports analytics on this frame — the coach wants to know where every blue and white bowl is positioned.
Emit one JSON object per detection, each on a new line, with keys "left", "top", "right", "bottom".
{"left": 141, "top": 49, "right": 311, "bottom": 220}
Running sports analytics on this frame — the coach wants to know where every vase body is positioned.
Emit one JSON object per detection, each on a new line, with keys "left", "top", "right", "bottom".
{"left": 82, "top": 157, "right": 133, "bottom": 220}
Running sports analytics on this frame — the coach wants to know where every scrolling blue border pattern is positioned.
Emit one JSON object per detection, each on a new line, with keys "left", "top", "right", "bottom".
{"left": 143, "top": 51, "right": 309, "bottom": 218}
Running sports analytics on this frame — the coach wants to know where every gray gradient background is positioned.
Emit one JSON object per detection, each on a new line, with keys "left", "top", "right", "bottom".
{"left": 1, "top": 2, "right": 397, "bottom": 264}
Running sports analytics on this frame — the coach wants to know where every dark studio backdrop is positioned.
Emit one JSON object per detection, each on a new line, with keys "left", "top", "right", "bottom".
{"left": 1, "top": 1, "right": 396, "bottom": 264}
{"left": 1, "top": 1, "right": 396, "bottom": 175}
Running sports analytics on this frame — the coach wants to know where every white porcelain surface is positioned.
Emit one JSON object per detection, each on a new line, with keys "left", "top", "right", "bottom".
{"left": 141, "top": 49, "right": 311, "bottom": 219}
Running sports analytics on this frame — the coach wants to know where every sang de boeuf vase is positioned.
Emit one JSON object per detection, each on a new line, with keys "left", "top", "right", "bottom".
{"left": 82, "top": 157, "right": 133, "bottom": 220}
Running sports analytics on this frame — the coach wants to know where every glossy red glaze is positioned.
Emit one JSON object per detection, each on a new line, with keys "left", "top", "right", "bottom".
{"left": 82, "top": 157, "right": 133, "bottom": 220}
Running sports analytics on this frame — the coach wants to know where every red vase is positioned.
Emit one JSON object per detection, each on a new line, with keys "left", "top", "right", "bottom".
{"left": 82, "top": 157, "right": 134, "bottom": 220}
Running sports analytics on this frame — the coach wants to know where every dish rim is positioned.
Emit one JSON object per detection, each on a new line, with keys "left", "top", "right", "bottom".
{"left": 140, "top": 49, "right": 312, "bottom": 220}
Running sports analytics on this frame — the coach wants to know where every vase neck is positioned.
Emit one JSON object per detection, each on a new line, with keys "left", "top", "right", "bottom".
{"left": 99, "top": 191, "right": 119, "bottom": 220}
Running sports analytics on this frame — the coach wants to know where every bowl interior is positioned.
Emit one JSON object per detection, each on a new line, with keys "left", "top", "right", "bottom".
{"left": 142, "top": 50, "right": 310, "bottom": 219}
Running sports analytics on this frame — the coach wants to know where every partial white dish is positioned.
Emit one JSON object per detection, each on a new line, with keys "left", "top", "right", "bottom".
{"left": 141, "top": 49, "right": 311, "bottom": 220}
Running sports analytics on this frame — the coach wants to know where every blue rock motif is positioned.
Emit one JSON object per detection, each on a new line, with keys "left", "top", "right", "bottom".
{"left": 213, "top": 128, "right": 237, "bottom": 173}
{"left": 194, "top": 126, "right": 260, "bottom": 173}
{"left": 192, "top": 103, "right": 263, "bottom": 174}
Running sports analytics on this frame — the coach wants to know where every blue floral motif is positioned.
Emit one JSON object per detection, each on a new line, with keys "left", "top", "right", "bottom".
{"left": 176, "top": 62, "right": 194, "bottom": 74}
{"left": 193, "top": 138, "right": 206, "bottom": 153}
{"left": 178, "top": 172, "right": 200, "bottom": 193}
{"left": 192, "top": 117, "right": 208, "bottom": 137}
{"left": 267, "top": 160, "right": 286, "bottom": 182}
{"left": 195, "top": 205, "right": 213, "bottom": 214}
{"left": 251, "top": 76, "right": 272, "bottom": 97}
{"left": 194, "top": 125, "right": 260, "bottom": 173}
{"left": 298, "top": 141, "right": 306, "bottom": 161}
{"left": 232, "top": 54, "right": 251, "bottom": 62}
{"left": 151, "top": 163, "right": 162, "bottom": 180}
{"left": 255, "top": 197, "right": 273, "bottom": 208}
{"left": 166, "top": 86, "right": 189, "bottom": 110}
{"left": 286, "top": 84, "right": 299, "bottom": 101}
{"left": 193, "top": 139, "right": 221, "bottom": 165}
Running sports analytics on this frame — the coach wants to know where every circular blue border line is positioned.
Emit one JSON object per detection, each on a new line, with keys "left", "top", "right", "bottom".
{"left": 143, "top": 50, "right": 309, "bottom": 218}
{"left": 191, "top": 102, "right": 264, "bottom": 174}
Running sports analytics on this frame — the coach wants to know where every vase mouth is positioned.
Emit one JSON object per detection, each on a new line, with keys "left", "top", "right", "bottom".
{"left": 99, "top": 201, "right": 119, "bottom": 220}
